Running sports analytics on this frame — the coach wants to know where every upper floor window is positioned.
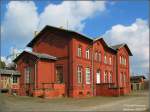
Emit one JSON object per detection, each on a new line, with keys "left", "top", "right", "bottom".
{"left": 104, "top": 55, "right": 107, "bottom": 64}
{"left": 98, "top": 52, "right": 101, "bottom": 62}
{"left": 109, "top": 57, "right": 112, "bottom": 65}
{"left": 85, "top": 67, "right": 91, "bottom": 84}
{"left": 124, "top": 58, "right": 126, "bottom": 65}
{"left": 77, "top": 65, "right": 82, "bottom": 84}
{"left": 77, "top": 46, "right": 82, "bottom": 57}
{"left": 86, "top": 48, "right": 90, "bottom": 59}
{"left": 120, "top": 56, "right": 122, "bottom": 64}
{"left": 104, "top": 71, "right": 108, "bottom": 83}
{"left": 95, "top": 51, "right": 98, "bottom": 61}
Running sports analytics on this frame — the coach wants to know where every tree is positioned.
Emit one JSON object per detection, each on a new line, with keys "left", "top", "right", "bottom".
{"left": 0, "top": 60, "right": 6, "bottom": 68}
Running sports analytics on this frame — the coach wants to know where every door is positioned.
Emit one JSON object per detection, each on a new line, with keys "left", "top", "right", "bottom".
{"left": 96, "top": 70, "right": 100, "bottom": 84}
{"left": 56, "top": 66, "right": 64, "bottom": 83}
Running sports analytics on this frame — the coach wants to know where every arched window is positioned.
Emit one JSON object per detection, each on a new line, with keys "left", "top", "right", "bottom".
{"left": 96, "top": 69, "right": 101, "bottom": 84}
{"left": 77, "top": 65, "right": 82, "bottom": 83}
{"left": 124, "top": 58, "right": 126, "bottom": 65}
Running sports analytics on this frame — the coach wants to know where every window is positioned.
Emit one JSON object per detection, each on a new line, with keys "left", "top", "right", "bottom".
{"left": 25, "top": 67, "right": 31, "bottom": 84}
{"left": 104, "top": 55, "right": 107, "bottom": 64}
{"left": 96, "top": 70, "right": 101, "bottom": 84}
{"left": 13, "top": 76, "right": 18, "bottom": 83}
{"left": 120, "top": 56, "right": 122, "bottom": 64}
{"left": 86, "top": 67, "right": 90, "bottom": 84}
{"left": 98, "top": 52, "right": 101, "bottom": 62}
{"left": 104, "top": 71, "right": 108, "bottom": 83}
{"left": 109, "top": 57, "right": 112, "bottom": 65}
{"left": 77, "top": 65, "right": 82, "bottom": 84}
{"left": 86, "top": 49, "right": 90, "bottom": 59}
{"left": 123, "top": 73, "right": 126, "bottom": 82}
{"left": 77, "top": 46, "right": 82, "bottom": 57}
{"left": 109, "top": 72, "right": 112, "bottom": 83}
{"left": 120, "top": 72, "right": 123, "bottom": 83}
{"left": 124, "top": 58, "right": 126, "bottom": 65}
{"left": 56, "top": 66, "right": 64, "bottom": 83}
{"left": 95, "top": 52, "right": 98, "bottom": 61}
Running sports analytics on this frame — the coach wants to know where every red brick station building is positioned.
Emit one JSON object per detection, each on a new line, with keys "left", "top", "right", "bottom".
{"left": 14, "top": 25, "right": 132, "bottom": 98}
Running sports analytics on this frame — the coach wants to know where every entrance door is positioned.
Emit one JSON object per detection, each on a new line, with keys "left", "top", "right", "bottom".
{"left": 56, "top": 66, "right": 64, "bottom": 83}
{"left": 96, "top": 70, "right": 100, "bottom": 84}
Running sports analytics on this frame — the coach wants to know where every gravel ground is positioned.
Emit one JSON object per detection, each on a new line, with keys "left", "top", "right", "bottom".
{"left": 0, "top": 90, "right": 149, "bottom": 112}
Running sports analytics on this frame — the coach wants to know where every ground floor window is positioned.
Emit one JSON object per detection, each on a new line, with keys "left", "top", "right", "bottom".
{"left": 96, "top": 70, "right": 101, "bottom": 84}
{"left": 77, "top": 65, "right": 82, "bottom": 84}
{"left": 104, "top": 71, "right": 108, "bottom": 83}
{"left": 56, "top": 66, "right": 64, "bottom": 83}
{"left": 24, "top": 67, "right": 31, "bottom": 84}
{"left": 12, "top": 76, "right": 18, "bottom": 83}
{"left": 86, "top": 67, "right": 90, "bottom": 84}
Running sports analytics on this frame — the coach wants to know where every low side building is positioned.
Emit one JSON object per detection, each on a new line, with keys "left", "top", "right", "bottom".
{"left": 130, "top": 75, "right": 146, "bottom": 91}
{"left": 0, "top": 69, "right": 20, "bottom": 94}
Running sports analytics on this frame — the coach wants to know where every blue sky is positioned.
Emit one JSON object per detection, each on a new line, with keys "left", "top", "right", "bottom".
{"left": 0, "top": 0, "right": 149, "bottom": 75}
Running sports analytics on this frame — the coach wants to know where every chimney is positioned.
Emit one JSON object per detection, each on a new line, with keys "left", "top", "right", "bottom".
{"left": 34, "top": 31, "right": 38, "bottom": 36}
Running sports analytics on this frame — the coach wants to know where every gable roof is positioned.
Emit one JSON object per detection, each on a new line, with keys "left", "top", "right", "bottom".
{"left": 14, "top": 51, "right": 57, "bottom": 62}
{"left": 27, "top": 25, "right": 93, "bottom": 47}
{"left": 0, "top": 69, "right": 20, "bottom": 76}
{"left": 93, "top": 37, "right": 117, "bottom": 53}
{"left": 110, "top": 43, "right": 133, "bottom": 56}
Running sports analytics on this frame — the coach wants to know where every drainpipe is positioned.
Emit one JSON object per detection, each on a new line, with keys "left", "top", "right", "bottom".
{"left": 91, "top": 44, "right": 94, "bottom": 96}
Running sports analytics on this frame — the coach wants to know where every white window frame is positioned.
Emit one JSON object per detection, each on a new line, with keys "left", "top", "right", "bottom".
{"left": 104, "top": 55, "right": 107, "bottom": 64}
{"left": 109, "top": 57, "right": 112, "bottom": 65}
{"left": 104, "top": 71, "right": 108, "bottom": 83}
{"left": 86, "top": 49, "right": 90, "bottom": 59}
{"left": 109, "top": 72, "right": 112, "bottom": 83}
{"left": 96, "top": 70, "right": 101, "bottom": 84}
{"left": 120, "top": 56, "right": 122, "bottom": 64}
{"left": 77, "top": 66, "right": 82, "bottom": 84}
{"left": 86, "top": 67, "right": 90, "bottom": 84}
{"left": 77, "top": 46, "right": 82, "bottom": 57}
{"left": 25, "top": 67, "right": 31, "bottom": 84}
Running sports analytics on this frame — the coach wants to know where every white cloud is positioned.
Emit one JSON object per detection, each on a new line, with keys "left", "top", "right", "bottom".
{"left": 2, "top": 1, "right": 39, "bottom": 46}
{"left": 38, "top": 1, "right": 106, "bottom": 31}
{"left": 103, "top": 18, "right": 149, "bottom": 71}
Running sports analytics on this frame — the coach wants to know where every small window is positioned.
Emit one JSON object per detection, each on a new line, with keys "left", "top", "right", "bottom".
{"left": 77, "top": 46, "right": 82, "bottom": 57}
{"left": 120, "top": 56, "right": 122, "bottom": 64}
{"left": 95, "top": 52, "right": 98, "bottom": 61}
{"left": 13, "top": 76, "right": 18, "bottom": 83}
{"left": 98, "top": 52, "right": 101, "bottom": 62}
{"left": 109, "top": 57, "right": 112, "bottom": 65}
{"left": 86, "top": 67, "right": 90, "bottom": 84}
{"left": 77, "top": 65, "right": 82, "bottom": 84}
{"left": 124, "top": 58, "right": 126, "bottom": 65}
{"left": 104, "top": 55, "right": 107, "bottom": 64}
{"left": 86, "top": 49, "right": 90, "bottom": 59}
